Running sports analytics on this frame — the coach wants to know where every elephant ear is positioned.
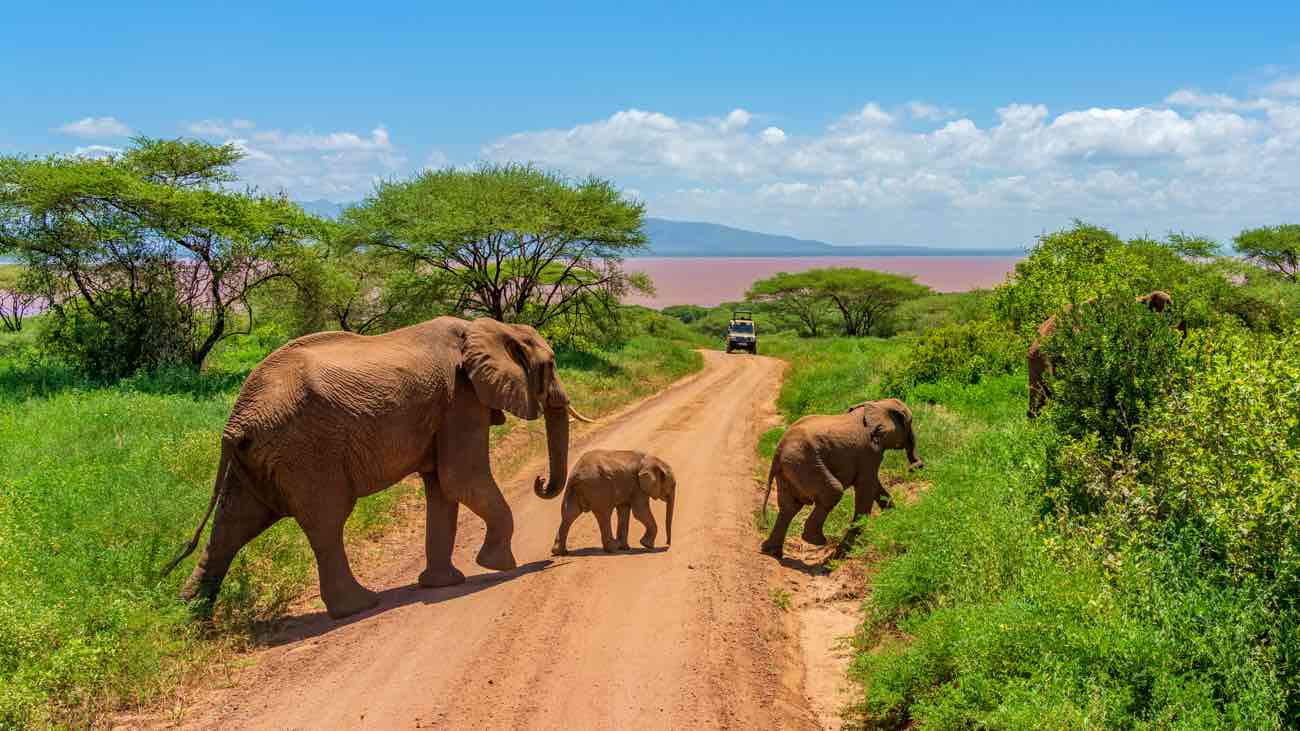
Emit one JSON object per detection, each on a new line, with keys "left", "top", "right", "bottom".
{"left": 637, "top": 457, "right": 668, "bottom": 499}
{"left": 462, "top": 319, "right": 548, "bottom": 420}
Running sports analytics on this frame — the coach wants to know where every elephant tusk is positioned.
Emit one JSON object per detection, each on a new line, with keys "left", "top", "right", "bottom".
{"left": 567, "top": 404, "right": 596, "bottom": 423}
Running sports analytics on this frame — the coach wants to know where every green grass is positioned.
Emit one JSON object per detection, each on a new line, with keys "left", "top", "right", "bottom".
{"left": 0, "top": 325, "right": 704, "bottom": 728}
{"left": 759, "top": 329, "right": 1292, "bottom": 728}
{"left": 756, "top": 334, "right": 996, "bottom": 541}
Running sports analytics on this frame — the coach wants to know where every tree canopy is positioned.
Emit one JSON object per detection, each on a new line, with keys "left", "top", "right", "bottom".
{"left": 340, "top": 164, "right": 650, "bottom": 338}
{"left": 0, "top": 137, "right": 323, "bottom": 376}
{"left": 747, "top": 267, "right": 929, "bottom": 337}
{"left": 1235, "top": 224, "right": 1300, "bottom": 282}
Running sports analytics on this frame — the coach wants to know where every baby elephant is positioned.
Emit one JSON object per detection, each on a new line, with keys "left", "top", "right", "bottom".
{"left": 552, "top": 449, "right": 676, "bottom": 556}
{"left": 760, "top": 398, "right": 922, "bottom": 559}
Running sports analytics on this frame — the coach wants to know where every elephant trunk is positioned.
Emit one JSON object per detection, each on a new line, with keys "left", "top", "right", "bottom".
{"left": 534, "top": 403, "right": 569, "bottom": 499}
{"left": 904, "top": 416, "right": 924, "bottom": 470}
{"left": 665, "top": 490, "right": 674, "bottom": 546}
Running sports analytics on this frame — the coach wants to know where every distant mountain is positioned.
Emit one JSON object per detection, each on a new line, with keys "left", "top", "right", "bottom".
{"left": 297, "top": 199, "right": 348, "bottom": 219}
{"left": 292, "top": 201, "right": 1020, "bottom": 257}
{"left": 640, "top": 218, "right": 1021, "bottom": 257}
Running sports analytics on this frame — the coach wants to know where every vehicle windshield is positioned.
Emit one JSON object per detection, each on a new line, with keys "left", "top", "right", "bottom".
{"left": 730, "top": 322, "right": 754, "bottom": 334}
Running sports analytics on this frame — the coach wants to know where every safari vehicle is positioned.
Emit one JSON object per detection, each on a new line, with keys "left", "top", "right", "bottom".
{"left": 725, "top": 310, "right": 757, "bottom": 354}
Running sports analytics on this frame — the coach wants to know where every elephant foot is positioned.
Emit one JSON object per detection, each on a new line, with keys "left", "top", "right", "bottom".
{"left": 476, "top": 542, "right": 517, "bottom": 572}
{"left": 801, "top": 525, "right": 829, "bottom": 546}
{"left": 418, "top": 565, "right": 466, "bottom": 588}
{"left": 551, "top": 542, "right": 569, "bottom": 557}
{"left": 759, "top": 541, "right": 784, "bottom": 560}
{"left": 602, "top": 541, "right": 619, "bottom": 554}
{"left": 324, "top": 586, "right": 380, "bottom": 620}
{"left": 618, "top": 541, "right": 632, "bottom": 551}
{"left": 639, "top": 536, "right": 655, "bottom": 550}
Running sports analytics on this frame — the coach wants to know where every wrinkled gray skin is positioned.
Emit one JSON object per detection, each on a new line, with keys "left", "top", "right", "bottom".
{"left": 163, "top": 317, "right": 587, "bottom": 619}
{"left": 551, "top": 450, "right": 676, "bottom": 555}
{"left": 760, "top": 398, "right": 923, "bottom": 559}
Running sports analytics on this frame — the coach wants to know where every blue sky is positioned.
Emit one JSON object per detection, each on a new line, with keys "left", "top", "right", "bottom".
{"left": 3, "top": 2, "right": 1299, "bottom": 247}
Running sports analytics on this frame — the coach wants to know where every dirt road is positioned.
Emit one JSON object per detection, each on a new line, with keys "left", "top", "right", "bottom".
{"left": 168, "top": 351, "right": 824, "bottom": 730}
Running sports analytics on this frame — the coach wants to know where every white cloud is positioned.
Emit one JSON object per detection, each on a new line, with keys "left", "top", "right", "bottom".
{"left": 846, "top": 102, "right": 894, "bottom": 127}
{"left": 480, "top": 79, "right": 1300, "bottom": 245}
{"left": 423, "top": 149, "right": 450, "bottom": 170}
{"left": 1265, "top": 76, "right": 1300, "bottom": 98}
{"left": 72, "top": 144, "right": 123, "bottom": 158}
{"left": 906, "top": 101, "right": 953, "bottom": 121}
{"left": 179, "top": 121, "right": 412, "bottom": 201}
{"left": 59, "top": 116, "right": 132, "bottom": 138}
{"left": 719, "top": 108, "right": 752, "bottom": 131}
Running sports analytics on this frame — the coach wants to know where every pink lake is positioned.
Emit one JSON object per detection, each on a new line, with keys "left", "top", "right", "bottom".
{"left": 624, "top": 256, "right": 1022, "bottom": 308}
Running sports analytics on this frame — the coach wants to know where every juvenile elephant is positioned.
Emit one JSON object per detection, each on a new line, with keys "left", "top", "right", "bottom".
{"left": 1027, "top": 290, "right": 1180, "bottom": 418}
{"left": 162, "top": 316, "right": 591, "bottom": 619}
{"left": 760, "top": 398, "right": 923, "bottom": 559}
{"left": 551, "top": 449, "right": 675, "bottom": 556}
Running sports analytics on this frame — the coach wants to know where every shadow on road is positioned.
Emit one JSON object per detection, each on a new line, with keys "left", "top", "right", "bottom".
{"left": 253, "top": 558, "right": 563, "bottom": 647}
{"left": 557, "top": 545, "right": 670, "bottom": 557}
{"left": 776, "top": 555, "right": 832, "bottom": 577}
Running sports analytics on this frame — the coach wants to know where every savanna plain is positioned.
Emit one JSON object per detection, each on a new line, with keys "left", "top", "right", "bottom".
{"left": 2, "top": 142, "right": 1300, "bottom": 730}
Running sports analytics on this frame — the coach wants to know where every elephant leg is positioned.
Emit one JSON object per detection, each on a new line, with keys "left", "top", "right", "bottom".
{"left": 438, "top": 396, "right": 517, "bottom": 572}
{"left": 180, "top": 481, "right": 279, "bottom": 609}
{"left": 595, "top": 506, "right": 618, "bottom": 553}
{"left": 616, "top": 503, "right": 632, "bottom": 550}
{"left": 797, "top": 463, "right": 845, "bottom": 546}
{"left": 418, "top": 471, "right": 465, "bottom": 588}
{"left": 551, "top": 489, "right": 583, "bottom": 556}
{"left": 840, "top": 468, "right": 885, "bottom": 556}
{"left": 1027, "top": 348, "right": 1050, "bottom": 418}
{"left": 298, "top": 496, "right": 378, "bottom": 620}
{"left": 631, "top": 492, "right": 657, "bottom": 549}
{"left": 760, "top": 475, "right": 800, "bottom": 559}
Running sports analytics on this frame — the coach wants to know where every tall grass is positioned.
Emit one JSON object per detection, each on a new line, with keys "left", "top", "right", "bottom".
{"left": 0, "top": 325, "right": 704, "bottom": 727}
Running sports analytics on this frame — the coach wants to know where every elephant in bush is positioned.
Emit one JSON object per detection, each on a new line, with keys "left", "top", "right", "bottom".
{"left": 163, "top": 316, "right": 591, "bottom": 619}
{"left": 551, "top": 449, "right": 675, "bottom": 555}
{"left": 1027, "top": 290, "right": 1181, "bottom": 418}
{"left": 759, "top": 398, "right": 923, "bottom": 559}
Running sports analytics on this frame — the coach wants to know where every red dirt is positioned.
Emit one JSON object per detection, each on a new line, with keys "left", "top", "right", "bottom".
{"left": 142, "top": 351, "right": 827, "bottom": 730}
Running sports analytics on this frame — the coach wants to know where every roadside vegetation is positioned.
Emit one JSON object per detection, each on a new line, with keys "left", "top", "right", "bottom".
{"left": 0, "top": 139, "right": 706, "bottom": 727}
{"left": 750, "top": 221, "right": 1300, "bottom": 728}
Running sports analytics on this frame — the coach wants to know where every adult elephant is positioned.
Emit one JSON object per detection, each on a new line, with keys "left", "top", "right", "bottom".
{"left": 163, "top": 316, "right": 591, "bottom": 619}
{"left": 1027, "top": 290, "right": 1180, "bottom": 418}
{"left": 759, "top": 398, "right": 923, "bottom": 560}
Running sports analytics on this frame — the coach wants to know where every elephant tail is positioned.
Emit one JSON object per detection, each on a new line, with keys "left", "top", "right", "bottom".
{"left": 762, "top": 457, "right": 778, "bottom": 515}
{"left": 160, "top": 441, "right": 235, "bottom": 577}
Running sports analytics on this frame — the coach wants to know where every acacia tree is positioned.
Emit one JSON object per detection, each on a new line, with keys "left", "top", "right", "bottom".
{"left": 1235, "top": 224, "right": 1300, "bottom": 282}
{"left": 747, "top": 268, "right": 928, "bottom": 337}
{"left": 341, "top": 164, "right": 650, "bottom": 335}
{"left": 0, "top": 265, "right": 38, "bottom": 332}
{"left": 0, "top": 138, "right": 321, "bottom": 376}
{"left": 817, "top": 268, "right": 930, "bottom": 336}
{"left": 745, "top": 271, "right": 833, "bottom": 336}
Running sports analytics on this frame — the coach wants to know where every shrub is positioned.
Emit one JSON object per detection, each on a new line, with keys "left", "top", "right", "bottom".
{"left": 880, "top": 319, "right": 1022, "bottom": 398}
{"left": 39, "top": 289, "right": 189, "bottom": 381}
{"left": 885, "top": 289, "right": 993, "bottom": 336}
{"left": 1041, "top": 295, "right": 1185, "bottom": 451}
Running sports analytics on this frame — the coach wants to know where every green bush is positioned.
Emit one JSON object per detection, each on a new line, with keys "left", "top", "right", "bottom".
{"left": 885, "top": 289, "right": 993, "bottom": 336}
{"left": 879, "top": 319, "right": 1022, "bottom": 399}
{"left": 39, "top": 289, "right": 190, "bottom": 381}
{"left": 1041, "top": 295, "right": 1185, "bottom": 452}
